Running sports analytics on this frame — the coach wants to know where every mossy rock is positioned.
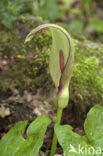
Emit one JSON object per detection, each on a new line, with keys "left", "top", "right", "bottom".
{"left": 71, "top": 39, "right": 103, "bottom": 112}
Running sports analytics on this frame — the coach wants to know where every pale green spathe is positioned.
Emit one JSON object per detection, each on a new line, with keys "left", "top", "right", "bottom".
{"left": 25, "top": 24, "right": 74, "bottom": 108}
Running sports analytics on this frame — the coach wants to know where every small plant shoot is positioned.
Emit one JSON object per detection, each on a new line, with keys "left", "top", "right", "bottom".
{"left": 25, "top": 24, "right": 74, "bottom": 109}
{"left": 0, "top": 24, "right": 103, "bottom": 156}
{"left": 25, "top": 24, "right": 74, "bottom": 155}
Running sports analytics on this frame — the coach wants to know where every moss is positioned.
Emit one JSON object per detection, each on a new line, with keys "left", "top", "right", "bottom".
{"left": 70, "top": 39, "right": 103, "bottom": 113}
{"left": 0, "top": 25, "right": 53, "bottom": 95}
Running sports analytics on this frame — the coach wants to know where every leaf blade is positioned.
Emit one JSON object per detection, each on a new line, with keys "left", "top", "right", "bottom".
{"left": 0, "top": 116, "right": 51, "bottom": 156}
{"left": 54, "top": 124, "right": 90, "bottom": 156}
{"left": 84, "top": 104, "right": 103, "bottom": 149}
{"left": 16, "top": 116, "right": 51, "bottom": 156}
{"left": 0, "top": 120, "right": 28, "bottom": 156}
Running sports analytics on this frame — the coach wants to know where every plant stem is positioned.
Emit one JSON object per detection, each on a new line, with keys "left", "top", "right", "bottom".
{"left": 39, "top": 151, "right": 43, "bottom": 156}
{"left": 50, "top": 108, "right": 63, "bottom": 156}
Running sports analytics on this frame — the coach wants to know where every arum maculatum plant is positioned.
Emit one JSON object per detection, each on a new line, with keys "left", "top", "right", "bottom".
{"left": 0, "top": 24, "right": 103, "bottom": 156}
{"left": 25, "top": 24, "right": 74, "bottom": 156}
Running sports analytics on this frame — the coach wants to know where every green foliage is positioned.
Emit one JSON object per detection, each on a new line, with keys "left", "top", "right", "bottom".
{"left": 0, "top": 116, "right": 51, "bottom": 156}
{"left": 33, "top": 0, "right": 59, "bottom": 20}
{"left": 66, "top": 20, "right": 84, "bottom": 35}
{"left": 59, "top": 0, "right": 73, "bottom": 10}
{"left": 0, "top": 0, "right": 22, "bottom": 29}
{"left": 0, "top": 0, "right": 60, "bottom": 29}
{"left": 55, "top": 104, "right": 103, "bottom": 156}
{"left": 81, "top": 0, "right": 93, "bottom": 15}
{"left": 84, "top": 105, "right": 103, "bottom": 148}
{"left": 0, "top": 104, "right": 103, "bottom": 155}
{"left": 87, "top": 15, "right": 103, "bottom": 33}
{"left": 0, "top": 0, "right": 42, "bottom": 29}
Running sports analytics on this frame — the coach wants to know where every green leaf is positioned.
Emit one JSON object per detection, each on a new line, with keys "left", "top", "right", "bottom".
{"left": 55, "top": 124, "right": 89, "bottom": 156}
{"left": 84, "top": 104, "right": 103, "bottom": 149}
{"left": 0, "top": 116, "right": 51, "bottom": 156}
{"left": 16, "top": 116, "right": 51, "bottom": 156}
{"left": 0, "top": 120, "right": 28, "bottom": 156}
{"left": 25, "top": 24, "right": 74, "bottom": 108}
{"left": 55, "top": 105, "right": 103, "bottom": 156}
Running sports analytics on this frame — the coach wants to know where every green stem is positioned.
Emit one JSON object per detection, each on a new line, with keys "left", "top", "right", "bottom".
{"left": 50, "top": 108, "right": 63, "bottom": 156}
{"left": 39, "top": 151, "right": 43, "bottom": 156}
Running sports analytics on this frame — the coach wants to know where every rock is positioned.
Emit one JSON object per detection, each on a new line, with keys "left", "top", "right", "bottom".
{"left": 23, "top": 90, "right": 32, "bottom": 102}
{"left": 12, "top": 89, "right": 19, "bottom": 96}
{"left": 0, "top": 105, "right": 10, "bottom": 118}
{"left": 33, "top": 107, "right": 42, "bottom": 116}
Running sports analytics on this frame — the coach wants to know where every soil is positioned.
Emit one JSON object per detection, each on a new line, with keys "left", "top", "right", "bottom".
{"left": 0, "top": 87, "right": 86, "bottom": 155}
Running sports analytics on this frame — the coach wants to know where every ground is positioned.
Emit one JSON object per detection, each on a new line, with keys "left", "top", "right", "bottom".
{"left": 0, "top": 87, "right": 85, "bottom": 155}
